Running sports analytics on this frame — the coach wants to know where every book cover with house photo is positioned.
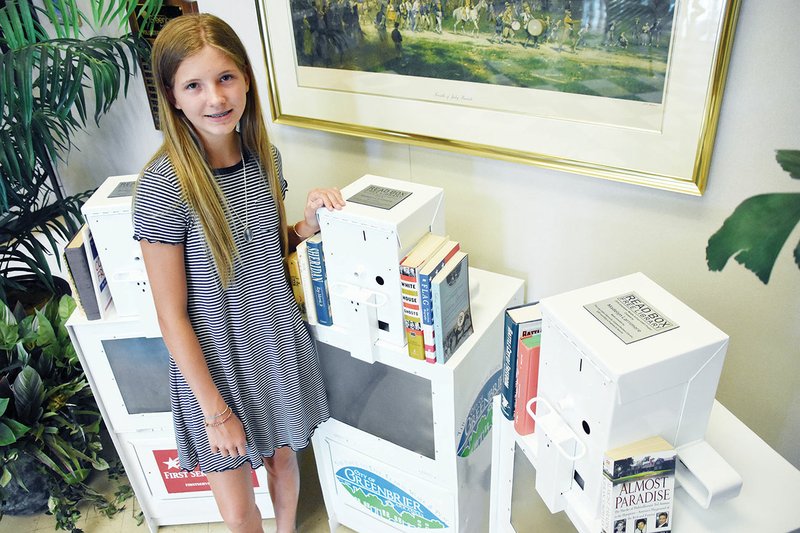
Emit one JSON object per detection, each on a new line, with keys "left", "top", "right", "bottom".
{"left": 600, "top": 436, "right": 676, "bottom": 533}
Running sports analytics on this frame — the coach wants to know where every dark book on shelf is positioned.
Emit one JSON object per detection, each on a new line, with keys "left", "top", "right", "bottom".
{"left": 306, "top": 233, "right": 332, "bottom": 326}
{"left": 63, "top": 225, "right": 101, "bottom": 320}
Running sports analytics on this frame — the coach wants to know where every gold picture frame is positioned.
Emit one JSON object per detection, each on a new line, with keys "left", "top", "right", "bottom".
{"left": 256, "top": 0, "right": 741, "bottom": 195}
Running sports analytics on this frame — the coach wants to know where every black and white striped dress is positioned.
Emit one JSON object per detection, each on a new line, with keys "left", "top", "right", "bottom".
{"left": 132, "top": 147, "right": 329, "bottom": 473}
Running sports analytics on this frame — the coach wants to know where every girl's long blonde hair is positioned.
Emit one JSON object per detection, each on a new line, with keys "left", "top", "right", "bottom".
{"left": 145, "top": 13, "right": 286, "bottom": 286}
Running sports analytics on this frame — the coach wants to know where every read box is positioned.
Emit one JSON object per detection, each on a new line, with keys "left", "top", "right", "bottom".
{"left": 317, "top": 175, "right": 445, "bottom": 362}
{"left": 530, "top": 272, "right": 741, "bottom": 529}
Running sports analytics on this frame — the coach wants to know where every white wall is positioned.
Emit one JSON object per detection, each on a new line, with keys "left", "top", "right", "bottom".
{"left": 61, "top": 0, "right": 800, "bottom": 468}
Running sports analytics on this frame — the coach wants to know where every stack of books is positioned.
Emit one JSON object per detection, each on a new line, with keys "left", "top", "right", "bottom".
{"left": 289, "top": 231, "right": 475, "bottom": 365}
{"left": 399, "top": 233, "right": 473, "bottom": 364}
{"left": 499, "top": 302, "right": 542, "bottom": 434}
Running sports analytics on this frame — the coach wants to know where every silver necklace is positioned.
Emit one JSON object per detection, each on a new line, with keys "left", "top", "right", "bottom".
{"left": 226, "top": 149, "right": 253, "bottom": 244}
{"left": 240, "top": 149, "right": 253, "bottom": 243}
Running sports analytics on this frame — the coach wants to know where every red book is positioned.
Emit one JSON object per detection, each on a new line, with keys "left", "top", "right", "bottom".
{"left": 513, "top": 333, "right": 541, "bottom": 436}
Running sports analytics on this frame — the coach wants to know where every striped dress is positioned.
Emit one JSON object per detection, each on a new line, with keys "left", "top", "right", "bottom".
{"left": 132, "top": 147, "right": 329, "bottom": 472}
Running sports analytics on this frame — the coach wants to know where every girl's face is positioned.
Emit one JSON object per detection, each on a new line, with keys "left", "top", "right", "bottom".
{"left": 170, "top": 45, "right": 250, "bottom": 151}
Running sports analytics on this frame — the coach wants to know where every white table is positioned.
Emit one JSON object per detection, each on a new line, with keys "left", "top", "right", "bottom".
{"left": 490, "top": 398, "right": 800, "bottom": 532}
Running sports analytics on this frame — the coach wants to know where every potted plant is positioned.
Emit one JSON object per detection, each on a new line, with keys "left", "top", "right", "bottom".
{"left": 0, "top": 295, "right": 131, "bottom": 530}
{"left": 1, "top": 0, "right": 162, "bottom": 528}
{"left": 0, "top": 0, "right": 161, "bottom": 307}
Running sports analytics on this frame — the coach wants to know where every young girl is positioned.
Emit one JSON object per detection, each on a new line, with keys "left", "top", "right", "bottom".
{"left": 132, "top": 14, "right": 344, "bottom": 533}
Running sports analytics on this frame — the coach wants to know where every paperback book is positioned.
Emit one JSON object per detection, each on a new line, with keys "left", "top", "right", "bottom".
{"left": 500, "top": 302, "right": 541, "bottom": 421}
{"left": 600, "top": 436, "right": 676, "bottom": 533}
{"left": 431, "top": 251, "right": 473, "bottom": 364}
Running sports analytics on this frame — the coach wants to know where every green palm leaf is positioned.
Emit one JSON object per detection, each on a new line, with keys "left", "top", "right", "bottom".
{"left": 707, "top": 150, "right": 800, "bottom": 283}
{"left": 1, "top": 0, "right": 162, "bottom": 302}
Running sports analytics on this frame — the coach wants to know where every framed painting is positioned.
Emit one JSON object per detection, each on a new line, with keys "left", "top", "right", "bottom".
{"left": 255, "top": 0, "right": 741, "bottom": 195}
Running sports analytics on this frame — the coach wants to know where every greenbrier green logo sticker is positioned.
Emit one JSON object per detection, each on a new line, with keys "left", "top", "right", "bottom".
{"left": 335, "top": 467, "right": 447, "bottom": 528}
{"left": 457, "top": 369, "right": 501, "bottom": 457}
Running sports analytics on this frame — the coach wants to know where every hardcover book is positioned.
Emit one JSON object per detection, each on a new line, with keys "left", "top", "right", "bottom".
{"left": 513, "top": 333, "right": 541, "bottom": 436}
{"left": 399, "top": 233, "right": 447, "bottom": 360}
{"left": 418, "top": 239, "right": 460, "bottom": 363}
{"left": 431, "top": 251, "right": 473, "bottom": 364}
{"left": 63, "top": 225, "right": 101, "bottom": 320}
{"left": 600, "top": 436, "right": 676, "bottom": 533}
{"left": 306, "top": 233, "right": 332, "bottom": 326}
{"left": 500, "top": 302, "right": 541, "bottom": 421}
{"left": 287, "top": 251, "right": 306, "bottom": 320}
{"left": 296, "top": 239, "right": 318, "bottom": 325}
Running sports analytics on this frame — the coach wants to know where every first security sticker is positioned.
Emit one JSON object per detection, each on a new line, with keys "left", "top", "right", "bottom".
{"left": 584, "top": 292, "right": 679, "bottom": 344}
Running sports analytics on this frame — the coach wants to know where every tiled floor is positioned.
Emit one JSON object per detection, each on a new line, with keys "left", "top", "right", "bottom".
{"left": 0, "top": 448, "right": 355, "bottom": 533}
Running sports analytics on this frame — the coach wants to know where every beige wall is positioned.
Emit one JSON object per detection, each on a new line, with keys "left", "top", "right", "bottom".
{"left": 61, "top": 0, "right": 800, "bottom": 468}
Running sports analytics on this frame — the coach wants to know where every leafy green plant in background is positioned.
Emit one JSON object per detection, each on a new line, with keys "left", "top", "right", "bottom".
{"left": 0, "top": 295, "right": 129, "bottom": 530}
{"left": 0, "top": 0, "right": 162, "bottom": 305}
{"left": 1, "top": 1, "right": 164, "bottom": 528}
{"left": 707, "top": 150, "right": 800, "bottom": 284}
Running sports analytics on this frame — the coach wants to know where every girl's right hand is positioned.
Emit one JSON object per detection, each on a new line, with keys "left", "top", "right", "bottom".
{"left": 207, "top": 413, "right": 248, "bottom": 457}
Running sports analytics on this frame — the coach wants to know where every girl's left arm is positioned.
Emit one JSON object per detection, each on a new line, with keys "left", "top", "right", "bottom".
{"left": 288, "top": 187, "right": 346, "bottom": 249}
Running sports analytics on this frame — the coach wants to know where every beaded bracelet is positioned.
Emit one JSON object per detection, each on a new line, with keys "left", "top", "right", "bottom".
{"left": 205, "top": 410, "right": 233, "bottom": 428}
{"left": 205, "top": 405, "right": 230, "bottom": 422}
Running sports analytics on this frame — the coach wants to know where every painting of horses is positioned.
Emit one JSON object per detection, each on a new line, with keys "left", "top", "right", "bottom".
{"left": 260, "top": 0, "right": 738, "bottom": 194}
{"left": 289, "top": 0, "right": 675, "bottom": 103}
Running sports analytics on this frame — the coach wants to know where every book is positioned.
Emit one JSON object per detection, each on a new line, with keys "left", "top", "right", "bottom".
{"left": 399, "top": 233, "right": 448, "bottom": 360}
{"left": 431, "top": 251, "right": 473, "bottom": 364}
{"left": 418, "top": 239, "right": 460, "bottom": 363}
{"left": 82, "top": 225, "right": 112, "bottom": 318}
{"left": 306, "top": 233, "right": 332, "bottom": 326}
{"left": 513, "top": 333, "right": 541, "bottom": 436}
{"left": 63, "top": 225, "right": 101, "bottom": 320}
{"left": 287, "top": 251, "right": 306, "bottom": 320}
{"left": 500, "top": 302, "right": 542, "bottom": 421}
{"left": 296, "top": 239, "right": 318, "bottom": 325}
{"left": 600, "top": 436, "right": 676, "bottom": 533}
